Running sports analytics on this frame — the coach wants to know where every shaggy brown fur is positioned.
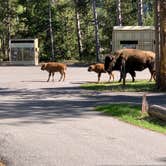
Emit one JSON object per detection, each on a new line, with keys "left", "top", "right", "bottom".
{"left": 41, "top": 62, "right": 67, "bottom": 82}
{"left": 105, "top": 48, "right": 156, "bottom": 85}
{"left": 88, "top": 63, "right": 114, "bottom": 83}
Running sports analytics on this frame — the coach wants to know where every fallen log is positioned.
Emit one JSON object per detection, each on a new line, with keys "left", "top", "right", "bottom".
{"left": 148, "top": 105, "right": 166, "bottom": 121}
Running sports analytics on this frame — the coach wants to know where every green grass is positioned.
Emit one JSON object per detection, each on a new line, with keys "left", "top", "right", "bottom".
{"left": 96, "top": 104, "right": 166, "bottom": 134}
{"left": 81, "top": 80, "right": 156, "bottom": 92}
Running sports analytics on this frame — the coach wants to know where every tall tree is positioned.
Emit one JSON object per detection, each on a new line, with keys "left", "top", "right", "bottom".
{"left": 159, "top": 0, "right": 166, "bottom": 90}
{"left": 74, "top": 0, "right": 83, "bottom": 60}
{"left": 92, "top": 0, "right": 100, "bottom": 62}
{"left": 138, "top": 0, "right": 143, "bottom": 25}
{"left": 0, "top": 0, "right": 19, "bottom": 59}
{"left": 0, "top": 0, "right": 155, "bottom": 62}
{"left": 155, "top": 0, "right": 161, "bottom": 89}
{"left": 49, "top": 0, "right": 55, "bottom": 61}
{"left": 116, "top": 0, "right": 122, "bottom": 26}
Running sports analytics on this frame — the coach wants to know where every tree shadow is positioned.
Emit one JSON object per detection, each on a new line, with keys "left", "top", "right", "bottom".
{"left": 140, "top": 116, "right": 166, "bottom": 128}
{"left": 156, "top": 157, "right": 166, "bottom": 163}
{"left": 0, "top": 86, "right": 165, "bottom": 125}
{"left": 82, "top": 81, "right": 156, "bottom": 92}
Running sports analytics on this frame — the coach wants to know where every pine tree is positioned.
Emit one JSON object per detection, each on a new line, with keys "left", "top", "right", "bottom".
{"left": 138, "top": 0, "right": 143, "bottom": 25}
{"left": 159, "top": 0, "right": 166, "bottom": 89}
{"left": 92, "top": 0, "right": 100, "bottom": 62}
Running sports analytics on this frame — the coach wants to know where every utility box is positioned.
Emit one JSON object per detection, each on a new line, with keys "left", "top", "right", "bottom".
{"left": 112, "top": 26, "right": 155, "bottom": 52}
{"left": 9, "top": 39, "right": 39, "bottom": 65}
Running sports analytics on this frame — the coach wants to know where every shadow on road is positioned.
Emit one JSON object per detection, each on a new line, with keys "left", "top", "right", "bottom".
{"left": 0, "top": 86, "right": 165, "bottom": 124}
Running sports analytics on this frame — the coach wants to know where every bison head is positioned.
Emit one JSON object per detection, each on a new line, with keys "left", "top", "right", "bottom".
{"left": 88, "top": 64, "right": 95, "bottom": 72}
{"left": 104, "top": 55, "right": 116, "bottom": 73}
{"left": 41, "top": 63, "right": 47, "bottom": 70}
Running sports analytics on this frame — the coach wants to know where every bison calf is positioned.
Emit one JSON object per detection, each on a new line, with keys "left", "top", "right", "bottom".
{"left": 41, "top": 62, "right": 67, "bottom": 82}
{"left": 88, "top": 63, "right": 114, "bottom": 83}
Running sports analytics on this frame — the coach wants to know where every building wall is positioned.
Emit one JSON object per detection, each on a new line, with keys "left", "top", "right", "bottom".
{"left": 9, "top": 39, "right": 39, "bottom": 65}
{"left": 112, "top": 26, "right": 155, "bottom": 52}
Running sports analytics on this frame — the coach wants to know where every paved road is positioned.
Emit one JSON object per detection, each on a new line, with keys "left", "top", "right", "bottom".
{"left": 0, "top": 66, "right": 165, "bottom": 166}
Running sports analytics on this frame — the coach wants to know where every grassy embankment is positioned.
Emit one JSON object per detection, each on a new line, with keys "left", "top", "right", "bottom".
{"left": 96, "top": 104, "right": 166, "bottom": 134}
{"left": 82, "top": 80, "right": 165, "bottom": 133}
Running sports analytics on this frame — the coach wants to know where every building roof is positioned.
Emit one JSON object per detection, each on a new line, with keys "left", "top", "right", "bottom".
{"left": 113, "top": 26, "right": 155, "bottom": 31}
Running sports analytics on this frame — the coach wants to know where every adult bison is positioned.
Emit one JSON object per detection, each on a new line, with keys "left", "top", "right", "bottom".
{"left": 104, "top": 48, "right": 156, "bottom": 85}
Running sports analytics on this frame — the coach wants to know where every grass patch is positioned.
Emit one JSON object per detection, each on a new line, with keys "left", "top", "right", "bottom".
{"left": 81, "top": 80, "right": 156, "bottom": 92}
{"left": 96, "top": 104, "right": 166, "bottom": 134}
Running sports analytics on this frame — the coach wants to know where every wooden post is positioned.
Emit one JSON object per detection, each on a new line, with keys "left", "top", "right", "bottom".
{"left": 141, "top": 93, "right": 148, "bottom": 113}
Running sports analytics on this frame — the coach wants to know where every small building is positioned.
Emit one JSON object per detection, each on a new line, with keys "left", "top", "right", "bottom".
{"left": 9, "top": 39, "right": 39, "bottom": 65}
{"left": 112, "top": 26, "right": 155, "bottom": 52}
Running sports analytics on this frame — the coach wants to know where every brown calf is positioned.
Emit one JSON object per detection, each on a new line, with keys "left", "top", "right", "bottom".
{"left": 41, "top": 62, "right": 67, "bottom": 82}
{"left": 88, "top": 63, "right": 114, "bottom": 83}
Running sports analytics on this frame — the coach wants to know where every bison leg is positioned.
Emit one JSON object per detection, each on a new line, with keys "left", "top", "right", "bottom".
{"left": 98, "top": 73, "right": 101, "bottom": 83}
{"left": 108, "top": 72, "right": 114, "bottom": 82}
{"left": 59, "top": 72, "right": 63, "bottom": 82}
{"left": 148, "top": 67, "right": 156, "bottom": 81}
{"left": 132, "top": 76, "right": 135, "bottom": 82}
{"left": 118, "top": 72, "right": 122, "bottom": 82}
{"left": 47, "top": 72, "right": 51, "bottom": 82}
{"left": 52, "top": 72, "right": 55, "bottom": 82}
{"left": 149, "top": 74, "right": 153, "bottom": 82}
{"left": 121, "top": 59, "right": 126, "bottom": 85}
{"left": 152, "top": 71, "right": 156, "bottom": 81}
{"left": 148, "top": 63, "right": 155, "bottom": 81}
{"left": 62, "top": 71, "right": 66, "bottom": 81}
{"left": 119, "top": 67, "right": 126, "bottom": 85}
{"left": 122, "top": 72, "right": 126, "bottom": 85}
{"left": 59, "top": 71, "right": 66, "bottom": 82}
{"left": 129, "top": 71, "right": 136, "bottom": 82}
{"left": 149, "top": 71, "right": 156, "bottom": 82}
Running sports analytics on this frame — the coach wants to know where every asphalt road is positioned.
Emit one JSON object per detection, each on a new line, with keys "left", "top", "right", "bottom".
{"left": 0, "top": 66, "right": 165, "bottom": 166}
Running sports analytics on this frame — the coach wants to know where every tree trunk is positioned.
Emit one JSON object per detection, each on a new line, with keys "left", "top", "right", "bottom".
{"left": 7, "top": 0, "right": 11, "bottom": 59}
{"left": 92, "top": 0, "right": 100, "bottom": 62}
{"left": 155, "top": 0, "right": 161, "bottom": 89}
{"left": 49, "top": 0, "right": 55, "bottom": 61}
{"left": 159, "top": 0, "right": 166, "bottom": 90}
{"left": 74, "top": 0, "right": 83, "bottom": 60}
{"left": 138, "top": 0, "right": 143, "bottom": 26}
{"left": 116, "top": 0, "right": 122, "bottom": 26}
{"left": 148, "top": 105, "right": 166, "bottom": 121}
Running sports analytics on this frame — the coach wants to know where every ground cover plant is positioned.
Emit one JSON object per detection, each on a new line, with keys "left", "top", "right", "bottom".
{"left": 96, "top": 104, "right": 166, "bottom": 134}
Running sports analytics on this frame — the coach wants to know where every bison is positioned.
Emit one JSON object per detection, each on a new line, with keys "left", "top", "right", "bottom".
{"left": 41, "top": 62, "right": 67, "bottom": 82}
{"left": 104, "top": 48, "right": 156, "bottom": 85}
{"left": 88, "top": 63, "right": 114, "bottom": 83}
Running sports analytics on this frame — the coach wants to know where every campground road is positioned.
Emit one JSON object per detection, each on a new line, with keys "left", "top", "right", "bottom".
{"left": 0, "top": 66, "right": 165, "bottom": 166}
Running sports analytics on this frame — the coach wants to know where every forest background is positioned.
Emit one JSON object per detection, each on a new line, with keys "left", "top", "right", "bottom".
{"left": 0, "top": 0, "right": 154, "bottom": 62}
